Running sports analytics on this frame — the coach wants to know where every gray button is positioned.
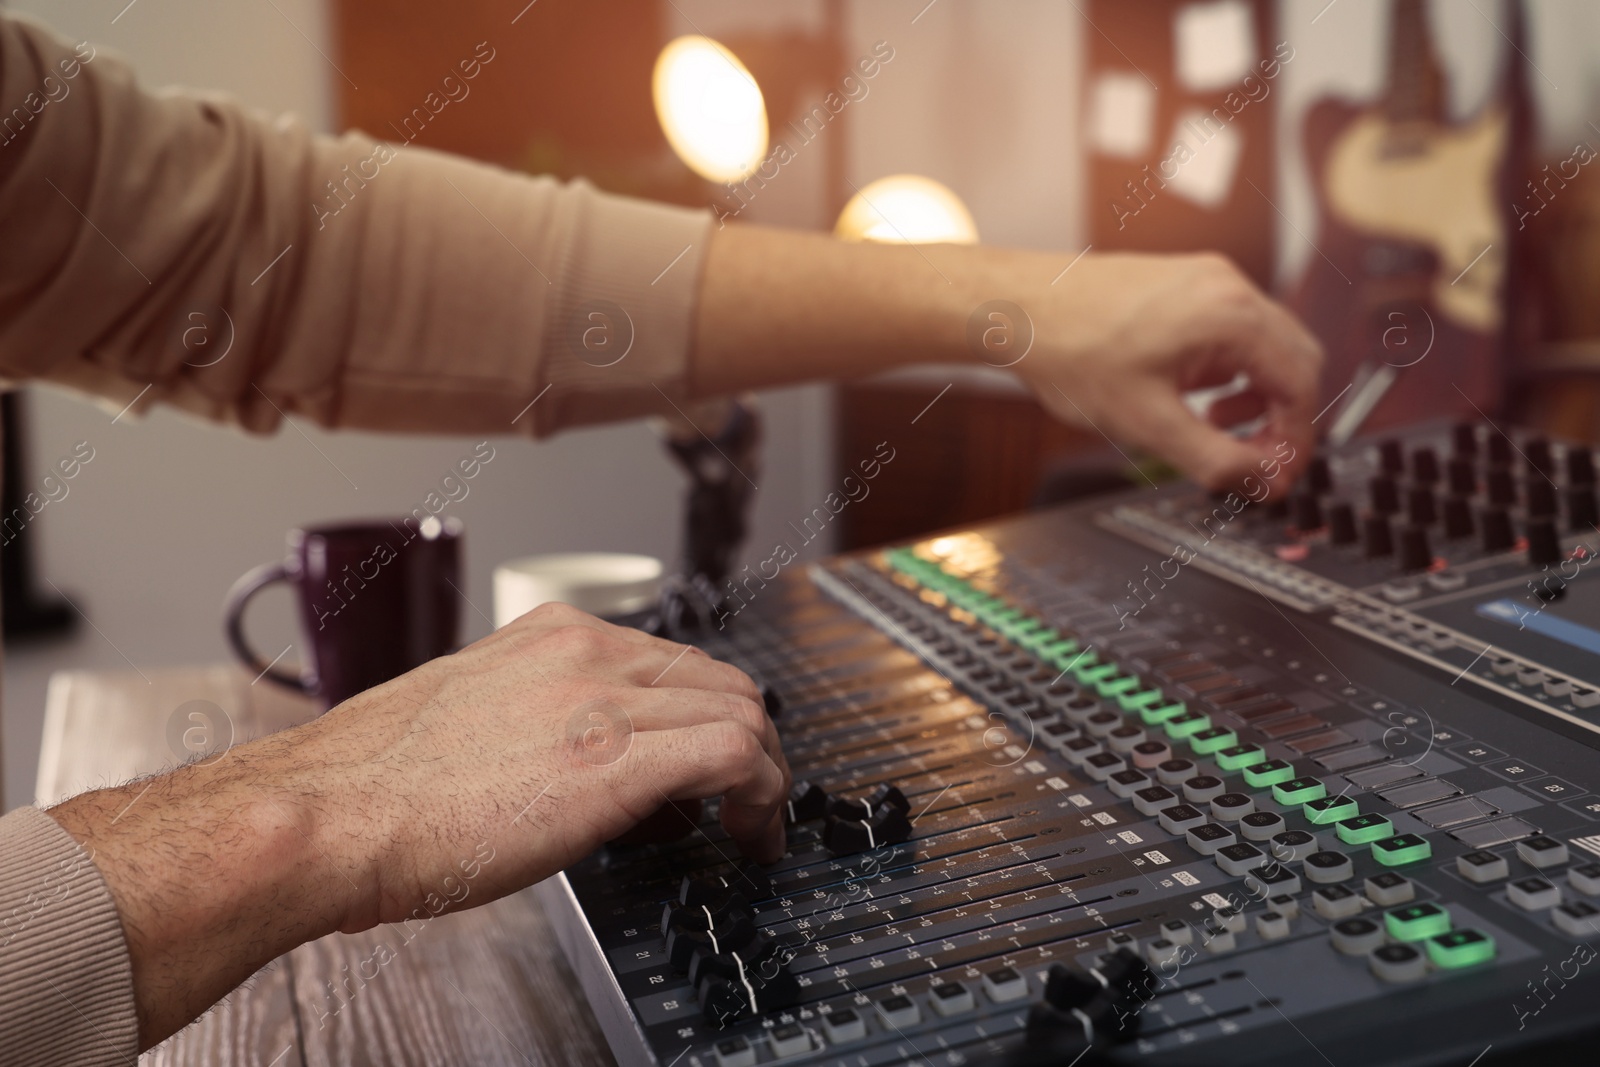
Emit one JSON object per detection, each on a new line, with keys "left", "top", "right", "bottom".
{"left": 1418, "top": 798, "right": 1505, "bottom": 830}
{"left": 1450, "top": 816, "right": 1539, "bottom": 848}
{"left": 1378, "top": 778, "right": 1464, "bottom": 809}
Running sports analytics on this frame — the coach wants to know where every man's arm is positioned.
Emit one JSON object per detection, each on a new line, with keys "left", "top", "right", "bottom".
{"left": 42, "top": 604, "right": 788, "bottom": 1050}
{"left": 0, "top": 15, "right": 1319, "bottom": 490}
{"left": 690, "top": 227, "right": 1322, "bottom": 489}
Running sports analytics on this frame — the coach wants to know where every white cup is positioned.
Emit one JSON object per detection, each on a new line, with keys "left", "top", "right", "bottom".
{"left": 493, "top": 553, "right": 665, "bottom": 627}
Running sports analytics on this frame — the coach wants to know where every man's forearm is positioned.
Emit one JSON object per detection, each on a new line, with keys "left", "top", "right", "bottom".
{"left": 690, "top": 224, "right": 1062, "bottom": 396}
{"left": 47, "top": 729, "right": 355, "bottom": 1047}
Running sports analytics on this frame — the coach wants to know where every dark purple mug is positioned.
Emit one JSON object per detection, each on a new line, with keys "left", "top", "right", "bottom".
{"left": 225, "top": 518, "right": 463, "bottom": 708}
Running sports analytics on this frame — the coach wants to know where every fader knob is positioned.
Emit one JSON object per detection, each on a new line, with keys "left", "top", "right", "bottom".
{"left": 1481, "top": 508, "right": 1515, "bottom": 553}
{"left": 1291, "top": 492, "right": 1323, "bottom": 533}
{"left": 1447, "top": 458, "right": 1477, "bottom": 496}
{"left": 1369, "top": 475, "right": 1400, "bottom": 516}
{"left": 1488, "top": 435, "right": 1513, "bottom": 465}
{"left": 1526, "top": 480, "right": 1557, "bottom": 518}
{"left": 1568, "top": 486, "right": 1600, "bottom": 531}
{"left": 1526, "top": 518, "right": 1562, "bottom": 567}
{"left": 1327, "top": 502, "right": 1358, "bottom": 546}
{"left": 1526, "top": 437, "right": 1554, "bottom": 477}
{"left": 1364, "top": 515, "right": 1395, "bottom": 559}
{"left": 786, "top": 781, "right": 828, "bottom": 823}
{"left": 1379, "top": 438, "right": 1405, "bottom": 474}
{"left": 1306, "top": 455, "right": 1333, "bottom": 495}
{"left": 1568, "top": 449, "right": 1596, "bottom": 486}
{"left": 1452, "top": 421, "right": 1479, "bottom": 458}
{"left": 1406, "top": 487, "right": 1436, "bottom": 527}
{"left": 1411, "top": 447, "right": 1440, "bottom": 484}
{"left": 1442, "top": 496, "right": 1474, "bottom": 540}
{"left": 1486, "top": 466, "right": 1517, "bottom": 507}
{"left": 1399, "top": 525, "right": 1432, "bottom": 573}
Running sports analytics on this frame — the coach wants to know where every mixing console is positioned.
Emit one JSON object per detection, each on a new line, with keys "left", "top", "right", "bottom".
{"left": 536, "top": 422, "right": 1600, "bottom": 1066}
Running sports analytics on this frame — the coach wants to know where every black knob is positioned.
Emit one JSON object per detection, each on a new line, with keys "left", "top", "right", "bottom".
{"left": 1526, "top": 438, "right": 1554, "bottom": 477}
{"left": 1364, "top": 515, "right": 1395, "bottom": 558}
{"left": 1406, "top": 486, "right": 1437, "bottom": 527}
{"left": 1399, "top": 525, "right": 1432, "bottom": 572}
{"left": 786, "top": 781, "right": 828, "bottom": 823}
{"left": 1452, "top": 421, "right": 1479, "bottom": 458}
{"left": 1568, "top": 486, "right": 1599, "bottom": 531}
{"left": 1481, "top": 507, "right": 1515, "bottom": 552}
{"left": 1327, "top": 502, "right": 1358, "bottom": 545}
{"left": 1527, "top": 518, "right": 1562, "bottom": 567}
{"left": 1291, "top": 492, "right": 1324, "bottom": 532}
{"left": 1411, "top": 447, "right": 1440, "bottom": 484}
{"left": 1487, "top": 434, "right": 1513, "bottom": 465}
{"left": 1306, "top": 455, "right": 1333, "bottom": 495}
{"left": 1526, "top": 480, "right": 1557, "bottom": 518}
{"left": 1369, "top": 475, "right": 1400, "bottom": 515}
{"left": 1486, "top": 466, "right": 1517, "bottom": 507}
{"left": 1379, "top": 439, "right": 1404, "bottom": 474}
{"left": 1442, "top": 495, "right": 1474, "bottom": 539}
{"left": 1447, "top": 458, "right": 1477, "bottom": 496}
{"left": 761, "top": 684, "right": 783, "bottom": 717}
{"left": 1569, "top": 449, "right": 1596, "bottom": 486}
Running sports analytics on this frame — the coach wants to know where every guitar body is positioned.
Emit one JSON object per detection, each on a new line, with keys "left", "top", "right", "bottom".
{"left": 1290, "top": 95, "right": 1508, "bottom": 432}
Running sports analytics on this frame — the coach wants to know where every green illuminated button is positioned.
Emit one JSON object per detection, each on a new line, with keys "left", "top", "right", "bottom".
{"left": 1373, "top": 834, "right": 1432, "bottom": 867}
{"left": 1272, "top": 776, "right": 1326, "bottom": 806}
{"left": 1243, "top": 760, "right": 1295, "bottom": 788}
{"left": 988, "top": 607, "right": 1022, "bottom": 625}
{"left": 1216, "top": 744, "right": 1266, "bottom": 772}
{"left": 1119, "top": 689, "right": 1166, "bottom": 713}
{"left": 1336, "top": 813, "right": 1395, "bottom": 845}
{"left": 1076, "top": 663, "right": 1120, "bottom": 685}
{"left": 1140, "top": 701, "right": 1188, "bottom": 725}
{"left": 1096, "top": 674, "right": 1142, "bottom": 699}
{"left": 1039, "top": 638, "right": 1081, "bottom": 659}
{"left": 1189, "top": 727, "right": 1239, "bottom": 755}
{"left": 1165, "top": 711, "right": 1213, "bottom": 740}
{"left": 1426, "top": 928, "right": 1496, "bottom": 969}
{"left": 1304, "top": 796, "right": 1359, "bottom": 825}
{"left": 1017, "top": 626, "right": 1058, "bottom": 650}
{"left": 1062, "top": 650, "right": 1101, "bottom": 674}
{"left": 1386, "top": 902, "right": 1450, "bottom": 942}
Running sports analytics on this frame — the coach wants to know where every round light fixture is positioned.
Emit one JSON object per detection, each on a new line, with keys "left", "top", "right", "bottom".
{"left": 834, "top": 175, "right": 979, "bottom": 244}
{"left": 653, "top": 35, "right": 769, "bottom": 184}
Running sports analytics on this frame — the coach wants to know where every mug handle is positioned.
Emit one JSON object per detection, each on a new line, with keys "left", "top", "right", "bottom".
{"left": 224, "top": 562, "right": 314, "bottom": 695}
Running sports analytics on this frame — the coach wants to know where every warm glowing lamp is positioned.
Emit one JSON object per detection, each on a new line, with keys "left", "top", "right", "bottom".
{"left": 653, "top": 35, "right": 769, "bottom": 183}
{"left": 834, "top": 175, "right": 979, "bottom": 244}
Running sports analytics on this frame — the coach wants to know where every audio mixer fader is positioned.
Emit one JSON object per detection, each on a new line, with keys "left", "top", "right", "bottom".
{"left": 535, "top": 422, "right": 1600, "bottom": 1066}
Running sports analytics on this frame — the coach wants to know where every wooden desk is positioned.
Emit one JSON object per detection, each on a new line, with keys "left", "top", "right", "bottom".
{"left": 35, "top": 666, "right": 616, "bottom": 1067}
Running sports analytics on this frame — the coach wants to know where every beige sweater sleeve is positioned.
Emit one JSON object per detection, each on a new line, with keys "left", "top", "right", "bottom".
{"left": 0, "top": 13, "right": 713, "bottom": 438}
{"left": 0, "top": 807, "right": 138, "bottom": 1066}
{"left": 0, "top": 12, "right": 714, "bottom": 1062}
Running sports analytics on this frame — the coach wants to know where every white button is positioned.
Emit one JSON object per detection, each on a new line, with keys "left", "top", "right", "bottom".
{"left": 983, "top": 967, "right": 1030, "bottom": 1003}
{"left": 1518, "top": 836, "right": 1570, "bottom": 869}
{"left": 1573, "top": 688, "right": 1600, "bottom": 708}
{"left": 1508, "top": 876, "right": 1563, "bottom": 911}
{"left": 1554, "top": 901, "right": 1600, "bottom": 937}
{"left": 1160, "top": 920, "right": 1193, "bottom": 946}
{"left": 1314, "top": 885, "right": 1364, "bottom": 920}
{"left": 714, "top": 1037, "right": 757, "bottom": 1067}
{"left": 1256, "top": 911, "right": 1292, "bottom": 940}
{"left": 875, "top": 995, "right": 921, "bottom": 1029}
{"left": 928, "top": 982, "right": 975, "bottom": 1017}
{"left": 1544, "top": 678, "right": 1574, "bottom": 697}
{"left": 1570, "top": 863, "right": 1600, "bottom": 895}
{"left": 1517, "top": 667, "right": 1544, "bottom": 687}
{"left": 1145, "top": 938, "right": 1182, "bottom": 968}
{"left": 769, "top": 1022, "right": 813, "bottom": 1058}
{"left": 1458, "top": 851, "right": 1509, "bottom": 884}
{"left": 821, "top": 1008, "right": 867, "bottom": 1043}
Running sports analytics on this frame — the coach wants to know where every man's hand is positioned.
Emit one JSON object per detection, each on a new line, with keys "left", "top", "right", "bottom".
{"left": 1014, "top": 252, "right": 1323, "bottom": 490}
{"left": 693, "top": 229, "right": 1324, "bottom": 491}
{"left": 48, "top": 602, "right": 787, "bottom": 1048}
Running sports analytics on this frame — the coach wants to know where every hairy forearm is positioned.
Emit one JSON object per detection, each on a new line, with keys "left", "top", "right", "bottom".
{"left": 47, "top": 729, "right": 354, "bottom": 1047}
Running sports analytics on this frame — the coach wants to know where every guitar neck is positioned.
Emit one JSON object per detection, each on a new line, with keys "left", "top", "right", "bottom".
{"left": 1385, "top": 0, "right": 1446, "bottom": 125}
